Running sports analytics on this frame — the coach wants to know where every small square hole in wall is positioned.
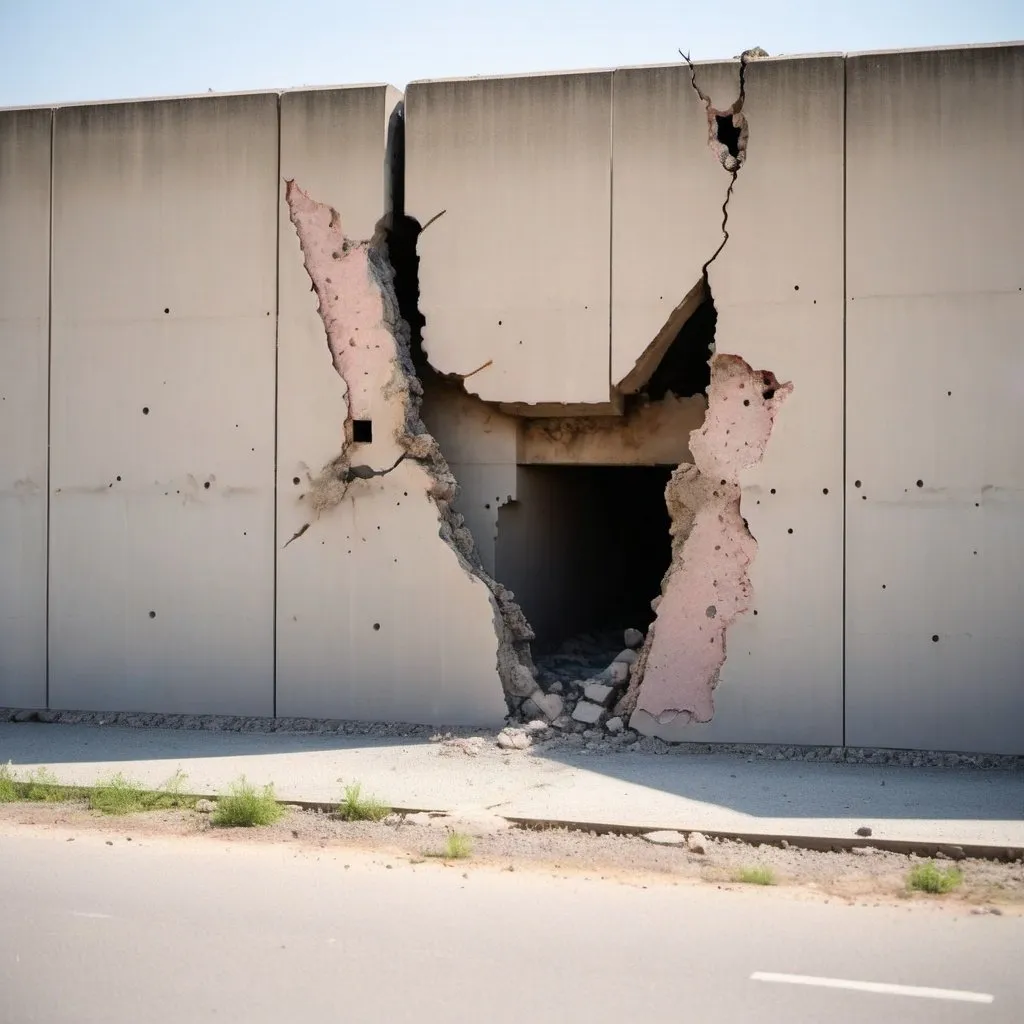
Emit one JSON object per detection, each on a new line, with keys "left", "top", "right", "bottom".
{"left": 353, "top": 420, "right": 373, "bottom": 443}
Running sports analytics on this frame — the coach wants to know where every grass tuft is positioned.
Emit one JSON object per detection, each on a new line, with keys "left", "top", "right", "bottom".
{"left": 210, "top": 776, "right": 283, "bottom": 827}
{"left": 0, "top": 763, "right": 19, "bottom": 803}
{"left": 90, "top": 773, "right": 147, "bottom": 815}
{"left": 442, "top": 831, "right": 473, "bottom": 860}
{"left": 24, "top": 767, "right": 77, "bottom": 803}
{"left": 335, "top": 782, "right": 390, "bottom": 822}
{"left": 735, "top": 865, "right": 776, "bottom": 886}
{"left": 908, "top": 861, "right": 963, "bottom": 894}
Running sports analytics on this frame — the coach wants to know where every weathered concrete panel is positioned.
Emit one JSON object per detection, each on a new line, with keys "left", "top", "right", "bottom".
{"left": 626, "top": 56, "right": 846, "bottom": 745}
{"left": 275, "top": 88, "right": 507, "bottom": 726}
{"left": 48, "top": 95, "right": 278, "bottom": 715}
{"left": 405, "top": 72, "right": 613, "bottom": 406}
{"left": 845, "top": 44, "right": 1024, "bottom": 754}
{"left": 0, "top": 108, "right": 50, "bottom": 707}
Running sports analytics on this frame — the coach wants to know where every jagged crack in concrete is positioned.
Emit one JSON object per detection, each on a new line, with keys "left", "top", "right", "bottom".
{"left": 618, "top": 49, "right": 792, "bottom": 732}
{"left": 284, "top": 180, "right": 539, "bottom": 710}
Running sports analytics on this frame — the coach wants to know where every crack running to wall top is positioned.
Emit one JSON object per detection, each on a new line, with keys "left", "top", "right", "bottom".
{"left": 613, "top": 47, "right": 793, "bottom": 735}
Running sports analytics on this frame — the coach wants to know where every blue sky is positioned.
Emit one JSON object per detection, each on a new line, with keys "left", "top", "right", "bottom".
{"left": 1, "top": 0, "right": 1021, "bottom": 107}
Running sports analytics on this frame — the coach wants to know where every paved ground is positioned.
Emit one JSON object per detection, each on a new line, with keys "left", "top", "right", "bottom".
{"left": 1, "top": 722, "right": 1021, "bottom": 847}
{"left": 1, "top": 828, "right": 1019, "bottom": 1023}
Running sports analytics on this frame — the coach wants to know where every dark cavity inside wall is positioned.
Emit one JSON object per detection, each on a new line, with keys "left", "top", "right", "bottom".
{"left": 495, "top": 465, "right": 672, "bottom": 651}
{"left": 642, "top": 292, "right": 715, "bottom": 402}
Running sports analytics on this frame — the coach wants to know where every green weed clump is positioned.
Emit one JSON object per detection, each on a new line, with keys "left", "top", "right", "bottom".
{"left": 735, "top": 866, "right": 776, "bottom": 886}
{"left": 0, "top": 763, "right": 78, "bottom": 803}
{"left": 210, "top": 776, "right": 283, "bottom": 827}
{"left": 89, "top": 769, "right": 194, "bottom": 815}
{"left": 335, "top": 782, "right": 390, "bottom": 822}
{"left": 442, "top": 832, "right": 473, "bottom": 860}
{"left": 908, "top": 861, "right": 963, "bottom": 894}
{"left": 0, "top": 763, "right": 20, "bottom": 803}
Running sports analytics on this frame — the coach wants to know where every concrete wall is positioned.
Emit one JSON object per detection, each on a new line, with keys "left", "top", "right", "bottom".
{"left": 844, "top": 44, "right": 1024, "bottom": 754}
{"left": 48, "top": 94, "right": 280, "bottom": 715}
{"left": 405, "top": 72, "right": 615, "bottom": 408}
{"left": 0, "top": 108, "right": 50, "bottom": 708}
{"left": 275, "top": 86, "right": 506, "bottom": 726}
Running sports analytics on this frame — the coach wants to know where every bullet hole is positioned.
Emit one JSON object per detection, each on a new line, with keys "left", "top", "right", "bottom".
{"left": 353, "top": 419, "right": 373, "bottom": 443}
{"left": 770, "top": 488, "right": 776, "bottom": 495}
{"left": 753, "top": 610, "right": 758, "bottom": 616}
{"left": 497, "top": 320, "right": 503, "bottom": 326}
{"left": 762, "top": 386, "right": 776, "bottom": 400}
{"left": 292, "top": 477, "right": 300, "bottom": 486}
{"left": 882, "top": 584, "right": 887, "bottom": 589}
{"left": 484, "top": 503, "right": 491, "bottom": 510}
{"left": 163, "top": 308, "right": 169, "bottom": 314}
{"left": 855, "top": 480, "right": 862, "bottom": 488}
{"left": 403, "top": 491, "right": 408, "bottom": 497}
{"left": 148, "top": 611, "right": 156, "bottom": 619}
{"left": 975, "top": 502, "right": 980, "bottom": 508}
{"left": 243, "top": 531, "right": 247, "bottom": 536}
{"left": 862, "top": 495, "right": 867, "bottom": 500}
{"left": 787, "top": 527, "right": 794, "bottom": 534}
{"left": 116, "top": 475, "right": 121, "bottom": 482}
{"left": 204, "top": 482, "right": 210, "bottom": 490}
{"left": 142, "top": 407, "right": 150, "bottom": 415}
{"left": 931, "top": 634, "right": 939, "bottom": 643}
{"left": 916, "top": 479, "right": 923, "bottom": 488}
{"left": 793, "top": 284, "right": 800, "bottom": 291}
{"left": 822, "top": 487, "right": 829, "bottom": 495}
{"left": 743, "top": 399, "right": 750, "bottom": 406}
{"left": 715, "top": 113, "right": 741, "bottom": 158}
{"left": 705, "top": 605, "right": 717, "bottom": 619}
{"left": 947, "top": 391, "right": 952, "bottom": 396}
{"left": 372, "top": 623, "right": 381, "bottom": 631}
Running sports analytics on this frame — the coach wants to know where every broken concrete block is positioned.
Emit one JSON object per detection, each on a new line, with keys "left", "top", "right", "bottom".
{"left": 613, "top": 648, "right": 638, "bottom": 667}
{"left": 571, "top": 701, "right": 605, "bottom": 725}
{"left": 600, "top": 661, "right": 630, "bottom": 686}
{"left": 522, "top": 691, "right": 564, "bottom": 722}
{"left": 583, "top": 682, "right": 615, "bottom": 706}
{"left": 605, "top": 716, "right": 624, "bottom": 734}
{"left": 524, "top": 719, "right": 549, "bottom": 735}
{"left": 507, "top": 664, "right": 538, "bottom": 698}
{"left": 643, "top": 830, "right": 686, "bottom": 846}
{"left": 496, "top": 728, "right": 531, "bottom": 750}
{"left": 624, "top": 628, "right": 644, "bottom": 649}
{"left": 686, "top": 831, "right": 707, "bottom": 855}
{"left": 551, "top": 714, "right": 572, "bottom": 730}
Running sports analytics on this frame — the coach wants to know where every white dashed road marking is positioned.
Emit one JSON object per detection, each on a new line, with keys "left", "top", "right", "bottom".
{"left": 751, "top": 972, "right": 994, "bottom": 1004}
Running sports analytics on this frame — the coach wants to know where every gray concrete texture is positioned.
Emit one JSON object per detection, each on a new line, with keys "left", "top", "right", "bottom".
{"left": 0, "top": 44, "right": 1022, "bottom": 753}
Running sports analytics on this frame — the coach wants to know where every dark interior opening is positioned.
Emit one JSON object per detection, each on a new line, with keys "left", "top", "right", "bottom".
{"left": 715, "top": 112, "right": 741, "bottom": 159}
{"left": 352, "top": 419, "right": 373, "bottom": 443}
{"left": 496, "top": 465, "right": 672, "bottom": 654}
{"left": 643, "top": 292, "right": 715, "bottom": 401}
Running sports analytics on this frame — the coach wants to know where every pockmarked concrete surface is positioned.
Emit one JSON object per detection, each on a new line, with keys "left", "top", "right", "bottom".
{"left": 1, "top": 723, "right": 1021, "bottom": 847}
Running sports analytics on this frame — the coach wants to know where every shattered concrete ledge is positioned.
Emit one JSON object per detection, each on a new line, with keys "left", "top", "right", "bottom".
{"left": 284, "top": 180, "right": 548, "bottom": 714}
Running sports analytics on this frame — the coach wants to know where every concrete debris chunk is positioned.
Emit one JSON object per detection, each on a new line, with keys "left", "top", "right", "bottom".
{"left": 507, "top": 664, "right": 538, "bottom": 698}
{"left": 624, "top": 628, "right": 644, "bottom": 649}
{"left": 583, "top": 682, "right": 615, "bottom": 706}
{"left": 605, "top": 716, "right": 624, "bottom": 734}
{"left": 613, "top": 648, "right": 639, "bottom": 666}
{"left": 571, "top": 701, "right": 605, "bottom": 725}
{"left": 686, "top": 831, "right": 707, "bottom": 855}
{"left": 855, "top": 825, "right": 872, "bottom": 837}
{"left": 601, "top": 661, "right": 630, "bottom": 686}
{"left": 643, "top": 830, "right": 687, "bottom": 846}
{"left": 496, "top": 728, "right": 532, "bottom": 750}
{"left": 524, "top": 719, "right": 549, "bottom": 735}
{"left": 195, "top": 799, "right": 217, "bottom": 814}
{"left": 522, "top": 691, "right": 564, "bottom": 722}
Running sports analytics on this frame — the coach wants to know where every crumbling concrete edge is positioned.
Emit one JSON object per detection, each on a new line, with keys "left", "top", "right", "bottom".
{"left": 617, "top": 50, "right": 791, "bottom": 730}
{"left": 284, "top": 180, "right": 540, "bottom": 713}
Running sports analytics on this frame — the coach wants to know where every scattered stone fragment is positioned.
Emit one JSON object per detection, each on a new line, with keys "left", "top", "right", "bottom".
{"left": 496, "top": 728, "right": 531, "bottom": 751}
{"left": 938, "top": 845, "right": 966, "bottom": 861}
{"left": 551, "top": 714, "right": 572, "bottom": 730}
{"left": 12, "top": 709, "right": 38, "bottom": 723}
{"left": 601, "top": 661, "right": 630, "bottom": 685}
{"left": 523, "top": 719, "right": 549, "bottom": 735}
{"left": 548, "top": 682, "right": 563, "bottom": 694}
{"left": 612, "top": 649, "right": 638, "bottom": 666}
{"left": 605, "top": 716, "right": 624, "bottom": 734}
{"left": 855, "top": 826, "right": 873, "bottom": 837}
{"left": 583, "top": 682, "right": 615, "bottom": 706}
{"left": 571, "top": 701, "right": 605, "bottom": 725}
{"left": 522, "top": 691, "right": 564, "bottom": 722}
{"left": 851, "top": 846, "right": 872, "bottom": 856}
{"left": 195, "top": 799, "right": 216, "bottom": 813}
{"left": 686, "top": 831, "right": 707, "bottom": 854}
{"left": 643, "top": 830, "right": 687, "bottom": 846}
{"left": 624, "top": 628, "right": 644, "bottom": 649}
{"left": 507, "top": 665, "right": 537, "bottom": 698}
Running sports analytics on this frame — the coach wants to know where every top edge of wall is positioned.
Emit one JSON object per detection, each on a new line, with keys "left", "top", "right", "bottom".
{"left": 405, "top": 67, "right": 615, "bottom": 89}
{"left": 845, "top": 38, "right": 1023, "bottom": 58}
{"left": 0, "top": 83, "right": 401, "bottom": 115}
{"left": 613, "top": 51, "right": 845, "bottom": 74}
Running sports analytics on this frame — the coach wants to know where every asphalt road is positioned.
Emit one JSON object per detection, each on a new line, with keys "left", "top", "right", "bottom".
{"left": 0, "top": 829, "right": 1018, "bottom": 1023}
